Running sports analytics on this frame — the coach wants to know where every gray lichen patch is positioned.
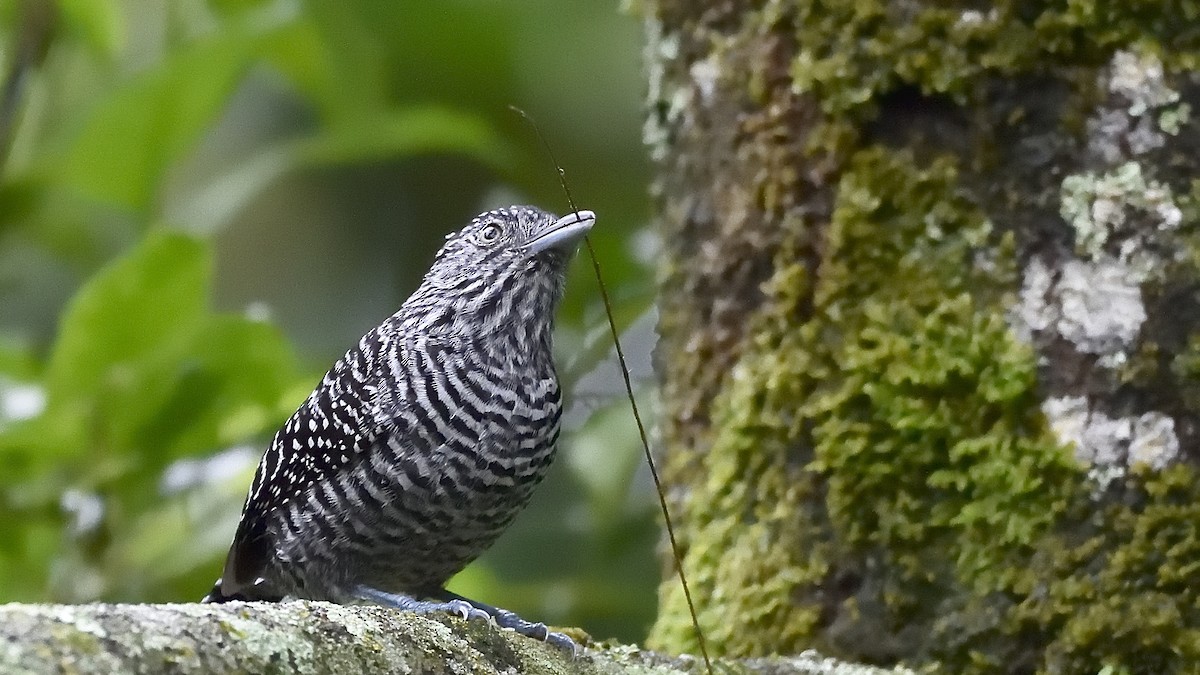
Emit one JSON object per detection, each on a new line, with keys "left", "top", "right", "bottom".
{"left": 1128, "top": 411, "right": 1181, "bottom": 470}
{"left": 1086, "top": 50, "right": 1187, "bottom": 161}
{"left": 1108, "top": 50, "right": 1180, "bottom": 118}
{"left": 1015, "top": 257, "right": 1146, "bottom": 358}
{"left": 1018, "top": 101, "right": 1188, "bottom": 376}
{"left": 1011, "top": 45, "right": 1198, "bottom": 493}
{"left": 689, "top": 55, "right": 721, "bottom": 106}
{"left": 643, "top": 21, "right": 684, "bottom": 164}
{"left": 1042, "top": 397, "right": 1181, "bottom": 487}
{"left": 1059, "top": 162, "right": 1183, "bottom": 273}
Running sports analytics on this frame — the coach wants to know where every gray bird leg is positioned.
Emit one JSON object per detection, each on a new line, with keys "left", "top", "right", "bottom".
{"left": 439, "top": 590, "right": 578, "bottom": 653}
{"left": 354, "top": 586, "right": 492, "bottom": 623}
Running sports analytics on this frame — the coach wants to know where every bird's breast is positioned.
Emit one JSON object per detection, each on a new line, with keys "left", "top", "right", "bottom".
{"left": 373, "top": 332, "right": 563, "bottom": 503}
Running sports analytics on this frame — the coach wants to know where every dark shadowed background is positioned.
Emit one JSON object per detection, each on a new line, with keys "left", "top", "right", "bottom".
{"left": 0, "top": 0, "right": 658, "bottom": 643}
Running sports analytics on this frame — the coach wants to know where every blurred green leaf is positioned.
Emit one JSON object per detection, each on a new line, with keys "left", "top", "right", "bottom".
{"left": 62, "top": 34, "right": 252, "bottom": 210}
{"left": 170, "top": 103, "right": 511, "bottom": 234}
{"left": 58, "top": 0, "right": 125, "bottom": 56}
{"left": 256, "top": 17, "right": 351, "bottom": 119}
{"left": 0, "top": 411, "right": 87, "bottom": 490}
{"left": 566, "top": 401, "right": 645, "bottom": 524}
{"left": 0, "top": 338, "right": 37, "bottom": 379}
{"left": 260, "top": 12, "right": 385, "bottom": 119}
{"left": 562, "top": 291, "right": 655, "bottom": 385}
{"left": 0, "top": 518, "right": 62, "bottom": 602}
{"left": 45, "top": 230, "right": 209, "bottom": 399}
{"left": 132, "top": 316, "right": 297, "bottom": 461}
{"left": 298, "top": 106, "right": 514, "bottom": 169}
{"left": 207, "top": 0, "right": 272, "bottom": 17}
{"left": 306, "top": 0, "right": 519, "bottom": 113}
{"left": 110, "top": 489, "right": 239, "bottom": 597}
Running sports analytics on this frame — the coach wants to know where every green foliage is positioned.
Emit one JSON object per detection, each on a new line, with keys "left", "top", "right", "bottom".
{"left": 63, "top": 35, "right": 252, "bottom": 211}
{"left": 0, "top": 0, "right": 654, "bottom": 642}
{"left": 0, "top": 231, "right": 304, "bottom": 601}
{"left": 57, "top": 0, "right": 123, "bottom": 56}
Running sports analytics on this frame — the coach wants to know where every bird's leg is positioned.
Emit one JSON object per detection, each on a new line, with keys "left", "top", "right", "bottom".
{"left": 357, "top": 586, "right": 577, "bottom": 652}
{"left": 439, "top": 590, "right": 579, "bottom": 653}
{"left": 354, "top": 586, "right": 492, "bottom": 623}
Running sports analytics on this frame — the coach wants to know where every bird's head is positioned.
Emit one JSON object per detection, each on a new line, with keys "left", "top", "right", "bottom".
{"left": 411, "top": 206, "right": 595, "bottom": 333}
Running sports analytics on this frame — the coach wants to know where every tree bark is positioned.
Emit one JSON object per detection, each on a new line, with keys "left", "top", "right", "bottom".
{"left": 0, "top": 602, "right": 903, "bottom": 674}
{"left": 646, "top": 1, "right": 1200, "bottom": 672}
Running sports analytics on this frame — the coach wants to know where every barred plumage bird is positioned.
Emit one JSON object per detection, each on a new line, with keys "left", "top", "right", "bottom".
{"left": 202, "top": 206, "right": 595, "bottom": 650}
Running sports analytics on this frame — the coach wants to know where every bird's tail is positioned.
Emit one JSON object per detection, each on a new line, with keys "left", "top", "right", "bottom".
{"left": 201, "top": 577, "right": 246, "bottom": 603}
{"left": 201, "top": 577, "right": 283, "bottom": 603}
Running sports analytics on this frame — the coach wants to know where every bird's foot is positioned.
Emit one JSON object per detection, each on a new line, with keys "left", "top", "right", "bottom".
{"left": 354, "top": 586, "right": 491, "bottom": 623}
{"left": 440, "top": 591, "right": 579, "bottom": 654}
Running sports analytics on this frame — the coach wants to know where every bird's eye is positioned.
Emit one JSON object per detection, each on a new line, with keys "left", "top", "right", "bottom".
{"left": 478, "top": 222, "right": 504, "bottom": 243}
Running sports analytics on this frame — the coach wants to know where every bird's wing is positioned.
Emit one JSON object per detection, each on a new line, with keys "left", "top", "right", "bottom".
{"left": 218, "top": 335, "right": 388, "bottom": 598}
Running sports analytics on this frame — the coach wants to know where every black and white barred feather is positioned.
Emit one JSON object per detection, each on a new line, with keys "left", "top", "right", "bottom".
{"left": 204, "top": 206, "right": 594, "bottom": 605}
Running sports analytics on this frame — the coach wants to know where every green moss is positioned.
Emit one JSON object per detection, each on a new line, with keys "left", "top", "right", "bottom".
{"left": 786, "top": 0, "right": 1200, "bottom": 119}
{"left": 1006, "top": 465, "right": 1200, "bottom": 672}
{"left": 1172, "top": 334, "right": 1200, "bottom": 385}
{"left": 650, "top": 298, "right": 829, "bottom": 654}
{"left": 803, "top": 152, "right": 1088, "bottom": 665}
{"left": 653, "top": 149, "right": 1080, "bottom": 661}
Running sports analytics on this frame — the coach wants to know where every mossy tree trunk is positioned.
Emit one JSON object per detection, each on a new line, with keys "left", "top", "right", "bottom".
{"left": 644, "top": 1, "right": 1200, "bottom": 672}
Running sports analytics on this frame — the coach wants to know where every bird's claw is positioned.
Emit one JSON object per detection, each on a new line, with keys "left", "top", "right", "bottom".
{"left": 445, "top": 599, "right": 578, "bottom": 653}
{"left": 491, "top": 610, "right": 580, "bottom": 653}
{"left": 360, "top": 587, "right": 583, "bottom": 653}
{"left": 544, "top": 630, "right": 579, "bottom": 655}
{"left": 446, "top": 598, "right": 492, "bottom": 623}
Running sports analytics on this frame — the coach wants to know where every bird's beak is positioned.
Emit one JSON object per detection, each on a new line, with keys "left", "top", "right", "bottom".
{"left": 525, "top": 210, "right": 596, "bottom": 254}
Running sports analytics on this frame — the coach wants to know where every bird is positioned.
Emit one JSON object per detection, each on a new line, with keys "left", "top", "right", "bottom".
{"left": 202, "top": 205, "right": 596, "bottom": 651}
